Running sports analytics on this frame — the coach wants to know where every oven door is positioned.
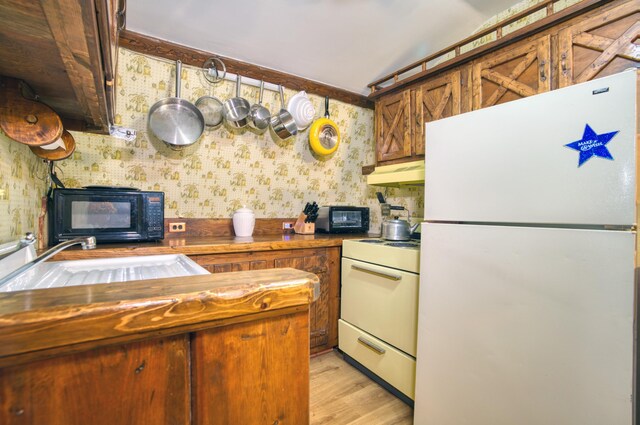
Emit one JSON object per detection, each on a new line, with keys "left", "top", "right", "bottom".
{"left": 340, "top": 257, "right": 419, "bottom": 356}
{"left": 330, "top": 209, "right": 367, "bottom": 232}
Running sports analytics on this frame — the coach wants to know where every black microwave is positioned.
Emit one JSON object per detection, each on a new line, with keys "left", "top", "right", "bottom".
{"left": 49, "top": 187, "right": 164, "bottom": 245}
{"left": 315, "top": 206, "right": 369, "bottom": 234}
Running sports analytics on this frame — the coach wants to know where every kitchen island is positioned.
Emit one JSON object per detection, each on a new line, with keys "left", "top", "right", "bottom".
{"left": 50, "top": 232, "right": 368, "bottom": 354}
{"left": 0, "top": 267, "right": 318, "bottom": 425}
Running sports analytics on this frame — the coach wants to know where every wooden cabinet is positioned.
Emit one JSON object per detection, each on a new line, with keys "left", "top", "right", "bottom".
{"left": 190, "top": 247, "right": 341, "bottom": 354}
{"left": 0, "top": 335, "right": 191, "bottom": 425}
{"left": 375, "top": 90, "right": 412, "bottom": 162}
{"left": 0, "top": 0, "right": 122, "bottom": 132}
{"left": 375, "top": 70, "right": 464, "bottom": 163}
{"left": 372, "top": 1, "right": 640, "bottom": 164}
{"left": 472, "top": 35, "right": 551, "bottom": 109}
{"left": 0, "top": 268, "right": 315, "bottom": 424}
{"left": 414, "top": 70, "right": 464, "bottom": 155}
{"left": 0, "top": 311, "right": 310, "bottom": 425}
{"left": 558, "top": 0, "right": 640, "bottom": 87}
{"left": 192, "top": 311, "right": 309, "bottom": 425}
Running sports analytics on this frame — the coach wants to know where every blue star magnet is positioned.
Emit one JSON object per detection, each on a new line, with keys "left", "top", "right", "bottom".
{"left": 565, "top": 124, "right": 618, "bottom": 167}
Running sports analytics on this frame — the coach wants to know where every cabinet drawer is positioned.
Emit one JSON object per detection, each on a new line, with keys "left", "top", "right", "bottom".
{"left": 341, "top": 258, "right": 418, "bottom": 356}
{"left": 339, "top": 319, "right": 416, "bottom": 399}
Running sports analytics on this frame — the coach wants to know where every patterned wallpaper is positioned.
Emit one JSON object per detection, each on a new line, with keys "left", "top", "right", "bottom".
{"left": 0, "top": 132, "right": 48, "bottom": 243}
{"left": 58, "top": 48, "right": 423, "bottom": 233}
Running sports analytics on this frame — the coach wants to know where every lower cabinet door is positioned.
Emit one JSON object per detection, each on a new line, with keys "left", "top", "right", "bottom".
{"left": 339, "top": 319, "right": 416, "bottom": 400}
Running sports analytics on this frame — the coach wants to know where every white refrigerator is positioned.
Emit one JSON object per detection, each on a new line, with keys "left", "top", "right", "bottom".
{"left": 414, "top": 69, "right": 638, "bottom": 425}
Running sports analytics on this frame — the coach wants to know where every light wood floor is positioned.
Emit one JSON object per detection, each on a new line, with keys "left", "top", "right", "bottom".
{"left": 310, "top": 351, "right": 413, "bottom": 425}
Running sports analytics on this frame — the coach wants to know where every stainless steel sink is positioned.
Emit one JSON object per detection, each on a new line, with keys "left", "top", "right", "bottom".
{"left": 0, "top": 253, "right": 210, "bottom": 292}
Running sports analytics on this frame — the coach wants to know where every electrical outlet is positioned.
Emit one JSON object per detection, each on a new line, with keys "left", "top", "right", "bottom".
{"left": 282, "top": 222, "right": 294, "bottom": 230}
{"left": 169, "top": 222, "right": 186, "bottom": 233}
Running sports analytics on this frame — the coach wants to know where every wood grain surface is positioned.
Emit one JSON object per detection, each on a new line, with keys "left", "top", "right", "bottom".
{"left": 119, "top": 29, "right": 374, "bottom": 109}
{"left": 0, "top": 335, "right": 190, "bottom": 425}
{"left": 49, "top": 232, "right": 362, "bottom": 260}
{"left": 28, "top": 129, "right": 76, "bottom": 161}
{"left": 310, "top": 351, "right": 413, "bottom": 424}
{"left": 0, "top": 0, "right": 111, "bottom": 131}
{"left": 193, "top": 311, "right": 310, "bottom": 425}
{"left": 0, "top": 268, "right": 318, "bottom": 363}
{"left": 0, "top": 77, "right": 63, "bottom": 146}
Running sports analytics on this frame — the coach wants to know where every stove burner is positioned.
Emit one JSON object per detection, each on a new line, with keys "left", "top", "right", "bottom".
{"left": 385, "top": 242, "right": 419, "bottom": 248}
{"left": 357, "top": 239, "right": 385, "bottom": 243}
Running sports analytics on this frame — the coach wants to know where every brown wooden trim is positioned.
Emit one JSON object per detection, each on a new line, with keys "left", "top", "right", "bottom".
{"left": 119, "top": 30, "right": 374, "bottom": 109}
{"left": 361, "top": 164, "right": 375, "bottom": 175}
{"left": 368, "top": 0, "right": 614, "bottom": 98}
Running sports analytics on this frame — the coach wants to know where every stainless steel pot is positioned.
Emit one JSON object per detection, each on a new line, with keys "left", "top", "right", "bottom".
{"left": 381, "top": 218, "right": 419, "bottom": 241}
{"left": 270, "top": 85, "right": 298, "bottom": 140}
{"left": 222, "top": 75, "right": 251, "bottom": 128}
{"left": 248, "top": 80, "right": 270, "bottom": 133}
{"left": 148, "top": 60, "right": 205, "bottom": 147}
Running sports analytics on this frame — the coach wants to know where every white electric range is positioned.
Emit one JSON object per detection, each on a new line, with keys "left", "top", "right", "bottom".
{"left": 339, "top": 238, "right": 420, "bottom": 406}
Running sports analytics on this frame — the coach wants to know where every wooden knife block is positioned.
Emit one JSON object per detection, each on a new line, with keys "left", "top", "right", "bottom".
{"left": 294, "top": 213, "right": 315, "bottom": 235}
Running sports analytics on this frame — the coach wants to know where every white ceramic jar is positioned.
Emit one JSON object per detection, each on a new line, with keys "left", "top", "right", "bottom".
{"left": 233, "top": 206, "right": 255, "bottom": 237}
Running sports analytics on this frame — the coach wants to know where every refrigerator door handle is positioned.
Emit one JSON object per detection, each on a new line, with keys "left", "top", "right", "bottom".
{"left": 357, "top": 337, "right": 386, "bottom": 354}
{"left": 351, "top": 264, "right": 402, "bottom": 281}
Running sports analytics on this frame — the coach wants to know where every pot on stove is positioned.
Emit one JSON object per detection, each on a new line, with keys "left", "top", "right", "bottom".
{"left": 381, "top": 218, "right": 419, "bottom": 241}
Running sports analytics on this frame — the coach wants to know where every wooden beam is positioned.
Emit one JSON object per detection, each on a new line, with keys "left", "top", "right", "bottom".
{"left": 119, "top": 30, "right": 374, "bottom": 110}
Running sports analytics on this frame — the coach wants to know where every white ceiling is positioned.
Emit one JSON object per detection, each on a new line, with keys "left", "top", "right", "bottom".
{"left": 127, "top": 0, "right": 520, "bottom": 95}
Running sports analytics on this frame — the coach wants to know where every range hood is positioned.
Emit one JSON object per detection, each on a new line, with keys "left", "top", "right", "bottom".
{"left": 366, "top": 160, "right": 425, "bottom": 187}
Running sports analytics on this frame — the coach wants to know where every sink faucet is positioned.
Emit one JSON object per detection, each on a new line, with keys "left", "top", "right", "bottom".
{"left": 0, "top": 236, "right": 97, "bottom": 289}
{"left": 0, "top": 232, "right": 37, "bottom": 261}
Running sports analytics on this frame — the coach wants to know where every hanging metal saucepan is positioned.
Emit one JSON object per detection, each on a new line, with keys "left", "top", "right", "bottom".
{"left": 248, "top": 80, "right": 271, "bottom": 133}
{"left": 148, "top": 60, "right": 205, "bottom": 147}
{"left": 270, "top": 85, "right": 298, "bottom": 140}
{"left": 309, "top": 96, "right": 340, "bottom": 156}
{"left": 222, "top": 75, "right": 251, "bottom": 128}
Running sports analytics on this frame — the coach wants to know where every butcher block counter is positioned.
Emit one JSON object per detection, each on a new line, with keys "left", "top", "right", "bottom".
{"left": 50, "top": 232, "right": 367, "bottom": 355}
{"left": 49, "top": 233, "right": 360, "bottom": 260}
{"left": 0, "top": 268, "right": 318, "bottom": 425}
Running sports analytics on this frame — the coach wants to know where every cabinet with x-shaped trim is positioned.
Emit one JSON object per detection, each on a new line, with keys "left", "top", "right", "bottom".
{"left": 558, "top": 0, "right": 639, "bottom": 88}
{"left": 375, "top": 70, "right": 465, "bottom": 162}
{"left": 372, "top": 0, "right": 639, "bottom": 165}
{"left": 471, "top": 34, "right": 551, "bottom": 110}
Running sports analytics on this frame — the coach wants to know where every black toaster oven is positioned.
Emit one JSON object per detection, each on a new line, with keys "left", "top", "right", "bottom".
{"left": 315, "top": 206, "right": 369, "bottom": 234}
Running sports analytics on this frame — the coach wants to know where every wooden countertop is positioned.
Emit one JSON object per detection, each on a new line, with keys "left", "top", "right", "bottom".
{"left": 0, "top": 268, "right": 318, "bottom": 366}
{"left": 51, "top": 233, "right": 367, "bottom": 260}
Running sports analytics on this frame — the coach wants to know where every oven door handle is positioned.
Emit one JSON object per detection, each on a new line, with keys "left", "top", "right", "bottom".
{"left": 350, "top": 264, "right": 402, "bottom": 281}
{"left": 357, "top": 337, "right": 386, "bottom": 354}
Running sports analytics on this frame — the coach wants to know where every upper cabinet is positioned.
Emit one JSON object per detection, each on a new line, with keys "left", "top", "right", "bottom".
{"left": 0, "top": 0, "right": 123, "bottom": 133}
{"left": 370, "top": 0, "right": 640, "bottom": 166}
{"left": 375, "top": 90, "right": 412, "bottom": 162}
{"left": 558, "top": 0, "right": 640, "bottom": 87}
{"left": 471, "top": 35, "right": 551, "bottom": 110}
{"left": 375, "top": 69, "right": 464, "bottom": 163}
{"left": 414, "top": 70, "right": 464, "bottom": 156}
